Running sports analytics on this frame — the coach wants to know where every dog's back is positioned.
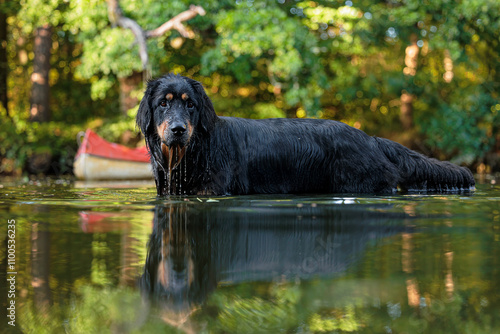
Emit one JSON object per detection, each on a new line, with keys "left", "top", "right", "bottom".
{"left": 210, "top": 117, "right": 400, "bottom": 194}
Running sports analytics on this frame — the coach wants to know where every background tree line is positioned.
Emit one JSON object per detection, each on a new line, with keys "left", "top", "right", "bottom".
{"left": 0, "top": 0, "right": 498, "bottom": 175}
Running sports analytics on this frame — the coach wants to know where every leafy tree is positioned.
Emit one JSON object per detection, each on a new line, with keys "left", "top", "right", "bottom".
{"left": 66, "top": 0, "right": 206, "bottom": 114}
{"left": 202, "top": 1, "right": 328, "bottom": 115}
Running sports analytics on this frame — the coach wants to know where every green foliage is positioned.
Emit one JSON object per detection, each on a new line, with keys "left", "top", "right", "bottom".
{"left": 96, "top": 107, "right": 139, "bottom": 142}
{"left": 202, "top": 1, "right": 328, "bottom": 114}
{"left": 418, "top": 85, "right": 498, "bottom": 164}
{"left": 254, "top": 102, "right": 286, "bottom": 119}
{"left": 0, "top": 116, "right": 81, "bottom": 174}
{"left": 17, "top": 0, "right": 65, "bottom": 31}
{"left": 77, "top": 28, "right": 142, "bottom": 79}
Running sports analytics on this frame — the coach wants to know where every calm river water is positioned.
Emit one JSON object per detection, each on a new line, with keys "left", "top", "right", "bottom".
{"left": 1, "top": 176, "right": 499, "bottom": 333}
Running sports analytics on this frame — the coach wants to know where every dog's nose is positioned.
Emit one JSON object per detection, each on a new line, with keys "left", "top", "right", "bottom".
{"left": 171, "top": 122, "right": 187, "bottom": 136}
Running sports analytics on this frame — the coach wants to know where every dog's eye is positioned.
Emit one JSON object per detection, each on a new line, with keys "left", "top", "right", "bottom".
{"left": 187, "top": 101, "right": 194, "bottom": 109}
{"left": 160, "top": 100, "right": 167, "bottom": 107}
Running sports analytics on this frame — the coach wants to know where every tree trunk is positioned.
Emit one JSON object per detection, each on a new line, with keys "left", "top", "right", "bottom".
{"left": 118, "top": 71, "right": 143, "bottom": 115}
{"left": 0, "top": 0, "right": 8, "bottom": 116}
{"left": 31, "top": 221, "right": 52, "bottom": 314}
{"left": 400, "top": 91, "right": 414, "bottom": 130}
{"left": 29, "top": 24, "right": 52, "bottom": 122}
{"left": 401, "top": 34, "right": 419, "bottom": 130}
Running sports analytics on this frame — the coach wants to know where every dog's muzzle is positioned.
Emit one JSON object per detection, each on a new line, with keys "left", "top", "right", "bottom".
{"left": 164, "top": 121, "right": 190, "bottom": 148}
{"left": 170, "top": 121, "right": 187, "bottom": 137}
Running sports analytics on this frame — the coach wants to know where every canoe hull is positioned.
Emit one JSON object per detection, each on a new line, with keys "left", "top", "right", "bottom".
{"left": 73, "top": 129, "right": 152, "bottom": 180}
{"left": 74, "top": 153, "right": 152, "bottom": 180}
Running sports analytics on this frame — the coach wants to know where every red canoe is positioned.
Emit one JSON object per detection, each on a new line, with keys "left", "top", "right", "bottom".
{"left": 74, "top": 129, "right": 152, "bottom": 180}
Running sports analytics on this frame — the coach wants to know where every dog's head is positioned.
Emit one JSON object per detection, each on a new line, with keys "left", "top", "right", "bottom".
{"left": 137, "top": 74, "right": 217, "bottom": 153}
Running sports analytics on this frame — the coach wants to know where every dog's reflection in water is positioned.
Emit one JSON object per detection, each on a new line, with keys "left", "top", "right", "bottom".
{"left": 140, "top": 204, "right": 215, "bottom": 328}
{"left": 140, "top": 201, "right": 407, "bottom": 329}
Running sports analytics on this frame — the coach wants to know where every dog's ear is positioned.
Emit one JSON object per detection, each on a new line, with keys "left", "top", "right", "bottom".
{"left": 136, "top": 80, "right": 157, "bottom": 136}
{"left": 137, "top": 79, "right": 164, "bottom": 167}
{"left": 187, "top": 78, "right": 217, "bottom": 133}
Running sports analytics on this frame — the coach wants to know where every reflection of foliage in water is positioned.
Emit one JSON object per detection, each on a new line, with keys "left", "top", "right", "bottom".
{"left": 308, "top": 306, "right": 361, "bottom": 333}
{"left": 209, "top": 284, "right": 301, "bottom": 334}
{"left": 17, "top": 280, "right": 498, "bottom": 333}
{"left": 4, "top": 184, "right": 499, "bottom": 333}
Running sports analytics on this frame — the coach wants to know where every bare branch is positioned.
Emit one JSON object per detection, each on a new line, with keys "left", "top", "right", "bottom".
{"left": 118, "top": 17, "right": 149, "bottom": 70}
{"left": 145, "top": 5, "right": 206, "bottom": 39}
{"left": 106, "top": 0, "right": 148, "bottom": 70}
{"left": 105, "top": 1, "right": 205, "bottom": 71}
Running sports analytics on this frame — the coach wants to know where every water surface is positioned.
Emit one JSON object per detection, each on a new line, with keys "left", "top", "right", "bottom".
{"left": 1, "top": 177, "right": 499, "bottom": 333}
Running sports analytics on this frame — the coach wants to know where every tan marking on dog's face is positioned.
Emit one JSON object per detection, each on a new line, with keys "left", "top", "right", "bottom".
{"left": 181, "top": 93, "right": 189, "bottom": 101}
{"left": 187, "top": 121, "right": 194, "bottom": 138}
{"left": 161, "top": 143, "right": 169, "bottom": 159}
{"left": 157, "top": 122, "right": 169, "bottom": 142}
{"left": 165, "top": 93, "right": 173, "bottom": 101}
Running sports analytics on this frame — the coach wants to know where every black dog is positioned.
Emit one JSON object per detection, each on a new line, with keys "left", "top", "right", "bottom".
{"left": 137, "top": 74, "right": 475, "bottom": 196}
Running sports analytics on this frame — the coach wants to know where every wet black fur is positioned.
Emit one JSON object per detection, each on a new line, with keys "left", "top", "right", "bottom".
{"left": 137, "top": 74, "right": 475, "bottom": 196}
